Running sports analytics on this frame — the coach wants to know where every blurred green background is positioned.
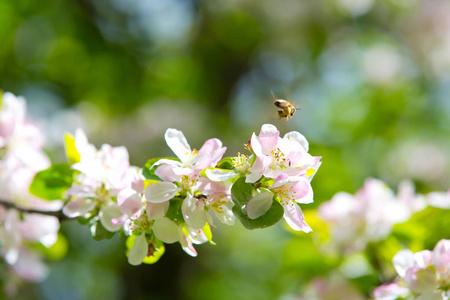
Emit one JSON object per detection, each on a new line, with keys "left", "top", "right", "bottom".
{"left": 1, "top": 0, "right": 450, "bottom": 299}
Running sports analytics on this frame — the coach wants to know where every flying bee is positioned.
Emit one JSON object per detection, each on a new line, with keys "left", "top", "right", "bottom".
{"left": 274, "top": 99, "right": 297, "bottom": 120}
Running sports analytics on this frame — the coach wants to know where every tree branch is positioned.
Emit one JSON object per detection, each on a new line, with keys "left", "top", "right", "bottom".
{"left": 0, "top": 200, "right": 69, "bottom": 221}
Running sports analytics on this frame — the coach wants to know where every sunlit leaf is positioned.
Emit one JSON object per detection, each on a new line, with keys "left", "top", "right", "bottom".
{"left": 29, "top": 164, "right": 74, "bottom": 201}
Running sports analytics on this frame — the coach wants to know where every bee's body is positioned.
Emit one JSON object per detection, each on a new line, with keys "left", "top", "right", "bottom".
{"left": 274, "top": 99, "right": 296, "bottom": 120}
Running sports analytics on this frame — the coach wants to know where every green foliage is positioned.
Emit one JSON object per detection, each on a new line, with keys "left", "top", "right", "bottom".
{"left": 29, "top": 233, "right": 69, "bottom": 261}
{"left": 231, "top": 177, "right": 283, "bottom": 229}
{"left": 29, "top": 163, "right": 74, "bottom": 201}
{"left": 216, "top": 157, "right": 234, "bottom": 169}
{"left": 90, "top": 220, "right": 115, "bottom": 241}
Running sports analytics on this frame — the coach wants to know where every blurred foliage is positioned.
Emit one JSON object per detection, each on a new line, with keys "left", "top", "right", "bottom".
{"left": 1, "top": 0, "right": 450, "bottom": 299}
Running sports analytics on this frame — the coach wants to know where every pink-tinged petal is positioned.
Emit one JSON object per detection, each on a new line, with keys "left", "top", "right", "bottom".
{"left": 62, "top": 199, "right": 97, "bottom": 218}
{"left": 257, "top": 124, "right": 279, "bottom": 155}
{"left": 414, "top": 250, "right": 433, "bottom": 269}
{"left": 20, "top": 214, "right": 59, "bottom": 246}
{"left": 197, "top": 138, "right": 227, "bottom": 166}
{"left": 128, "top": 234, "right": 148, "bottom": 266}
{"left": 66, "top": 185, "right": 95, "bottom": 198}
{"left": 432, "top": 239, "right": 450, "bottom": 269}
{"left": 144, "top": 182, "right": 179, "bottom": 203}
{"left": 246, "top": 156, "right": 273, "bottom": 183}
{"left": 246, "top": 191, "right": 273, "bottom": 219}
{"left": 151, "top": 158, "right": 181, "bottom": 168}
{"left": 146, "top": 201, "right": 170, "bottom": 220}
{"left": 205, "top": 168, "right": 238, "bottom": 182}
{"left": 100, "top": 204, "right": 123, "bottom": 232}
{"left": 12, "top": 249, "right": 49, "bottom": 282}
{"left": 284, "top": 131, "right": 309, "bottom": 152}
{"left": 283, "top": 202, "right": 312, "bottom": 232}
{"left": 152, "top": 217, "right": 181, "bottom": 243}
{"left": 165, "top": 128, "right": 191, "bottom": 163}
{"left": 373, "top": 283, "right": 410, "bottom": 300}
{"left": 131, "top": 174, "right": 145, "bottom": 195}
{"left": 405, "top": 266, "right": 438, "bottom": 293}
{"left": 117, "top": 189, "right": 143, "bottom": 217}
{"left": 182, "top": 193, "right": 207, "bottom": 230}
{"left": 155, "top": 164, "right": 182, "bottom": 182}
{"left": 393, "top": 249, "right": 415, "bottom": 277}
{"left": 250, "top": 133, "right": 263, "bottom": 157}
{"left": 184, "top": 226, "right": 208, "bottom": 245}
{"left": 180, "top": 234, "right": 197, "bottom": 257}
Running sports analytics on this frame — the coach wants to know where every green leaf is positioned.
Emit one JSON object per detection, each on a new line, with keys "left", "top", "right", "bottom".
{"left": 142, "top": 157, "right": 180, "bottom": 181}
{"left": 216, "top": 157, "right": 234, "bottom": 169}
{"left": 90, "top": 220, "right": 116, "bottom": 241}
{"left": 29, "top": 164, "right": 74, "bottom": 201}
{"left": 64, "top": 133, "right": 80, "bottom": 165}
{"left": 231, "top": 177, "right": 284, "bottom": 229}
{"left": 230, "top": 177, "right": 253, "bottom": 207}
{"left": 165, "top": 198, "right": 184, "bottom": 223}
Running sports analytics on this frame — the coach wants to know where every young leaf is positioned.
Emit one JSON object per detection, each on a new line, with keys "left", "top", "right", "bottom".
{"left": 90, "top": 220, "right": 116, "bottom": 241}
{"left": 29, "top": 164, "right": 74, "bottom": 201}
{"left": 231, "top": 177, "right": 283, "bottom": 229}
{"left": 142, "top": 157, "right": 179, "bottom": 181}
{"left": 64, "top": 133, "right": 81, "bottom": 165}
{"left": 216, "top": 157, "right": 234, "bottom": 169}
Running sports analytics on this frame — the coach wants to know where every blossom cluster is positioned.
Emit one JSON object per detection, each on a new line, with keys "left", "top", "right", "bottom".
{"left": 318, "top": 178, "right": 426, "bottom": 254}
{"left": 57, "top": 124, "right": 322, "bottom": 265}
{"left": 0, "top": 92, "right": 62, "bottom": 294}
{"left": 373, "top": 239, "right": 450, "bottom": 300}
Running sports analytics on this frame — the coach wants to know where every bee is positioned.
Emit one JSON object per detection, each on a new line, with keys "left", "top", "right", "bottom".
{"left": 274, "top": 99, "right": 297, "bottom": 120}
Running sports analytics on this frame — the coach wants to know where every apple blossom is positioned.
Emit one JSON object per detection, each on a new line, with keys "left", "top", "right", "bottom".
{"left": 63, "top": 128, "right": 136, "bottom": 232}
{"left": 373, "top": 239, "right": 450, "bottom": 300}
{"left": 319, "top": 178, "right": 423, "bottom": 253}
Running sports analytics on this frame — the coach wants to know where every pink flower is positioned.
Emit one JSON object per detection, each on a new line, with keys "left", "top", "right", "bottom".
{"left": 246, "top": 124, "right": 321, "bottom": 183}
{"left": 374, "top": 239, "right": 450, "bottom": 299}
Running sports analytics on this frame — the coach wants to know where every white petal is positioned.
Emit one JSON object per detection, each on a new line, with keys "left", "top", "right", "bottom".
{"left": 128, "top": 234, "right": 148, "bottom": 266}
{"left": 284, "top": 131, "right": 309, "bottom": 152}
{"left": 152, "top": 217, "right": 181, "bottom": 243}
{"left": 180, "top": 234, "right": 197, "bottom": 257}
{"left": 246, "top": 191, "right": 273, "bottom": 219}
{"left": 283, "top": 202, "right": 312, "bottom": 232}
{"left": 146, "top": 202, "right": 169, "bottom": 220}
{"left": 205, "top": 168, "right": 238, "bottom": 182}
{"left": 100, "top": 204, "right": 123, "bottom": 232}
{"left": 117, "top": 189, "right": 143, "bottom": 217}
{"left": 250, "top": 133, "right": 263, "bottom": 157}
{"left": 182, "top": 194, "right": 207, "bottom": 230}
{"left": 184, "top": 226, "right": 208, "bottom": 245}
{"left": 393, "top": 249, "right": 415, "bottom": 277}
{"left": 62, "top": 199, "right": 97, "bottom": 218}
{"left": 144, "top": 182, "right": 179, "bottom": 203}
{"left": 165, "top": 128, "right": 191, "bottom": 163}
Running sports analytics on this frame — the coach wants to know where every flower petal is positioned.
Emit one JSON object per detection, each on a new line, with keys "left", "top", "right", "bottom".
{"left": 182, "top": 193, "right": 207, "bottom": 230}
{"left": 144, "top": 182, "right": 179, "bottom": 203}
{"left": 62, "top": 199, "right": 97, "bottom": 218}
{"left": 283, "top": 202, "right": 312, "bottom": 232}
{"left": 205, "top": 168, "right": 238, "bottom": 182}
{"left": 432, "top": 239, "right": 450, "bottom": 269}
{"left": 284, "top": 131, "right": 309, "bottom": 152}
{"left": 154, "top": 164, "right": 182, "bottom": 182}
{"left": 146, "top": 201, "right": 170, "bottom": 220}
{"left": 100, "top": 203, "right": 124, "bottom": 232}
{"left": 117, "top": 189, "right": 143, "bottom": 217}
{"left": 393, "top": 249, "right": 415, "bottom": 278}
{"left": 180, "top": 234, "right": 197, "bottom": 257}
{"left": 246, "top": 191, "right": 273, "bottom": 219}
{"left": 257, "top": 124, "right": 279, "bottom": 155}
{"left": 165, "top": 128, "right": 191, "bottom": 163}
{"left": 152, "top": 217, "right": 181, "bottom": 243}
{"left": 128, "top": 234, "right": 148, "bottom": 266}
